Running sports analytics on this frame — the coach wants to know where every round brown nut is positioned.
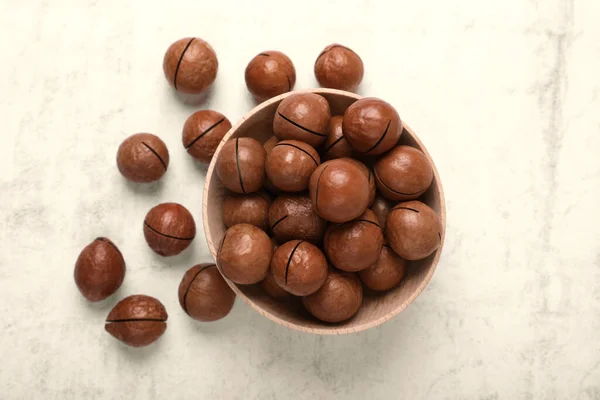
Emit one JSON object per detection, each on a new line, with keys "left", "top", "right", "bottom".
{"left": 266, "top": 140, "right": 320, "bottom": 192}
{"left": 342, "top": 98, "right": 402, "bottom": 155}
{"left": 143, "top": 203, "right": 196, "bottom": 257}
{"left": 302, "top": 270, "right": 363, "bottom": 323}
{"left": 74, "top": 237, "right": 125, "bottom": 302}
{"left": 324, "top": 209, "right": 384, "bottom": 272}
{"left": 370, "top": 195, "right": 393, "bottom": 231}
{"left": 386, "top": 201, "right": 442, "bottom": 260}
{"left": 178, "top": 264, "right": 236, "bottom": 322}
{"left": 268, "top": 194, "right": 327, "bottom": 244}
{"left": 263, "top": 136, "right": 280, "bottom": 154}
{"left": 245, "top": 51, "right": 296, "bottom": 101}
{"left": 309, "top": 158, "right": 370, "bottom": 223}
{"left": 374, "top": 145, "right": 434, "bottom": 201}
{"left": 358, "top": 245, "right": 407, "bottom": 291}
{"left": 270, "top": 240, "right": 328, "bottom": 296}
{"left": 116, "top": 133, "right": 169, "bottom": 183}
{"left": 345, "top": 158, "right": 376, "bottom": 206}
{"left": 260, "top": 269, "right": 290, "bottom": 299}
{"left": 222, "top": 191, "right": 271, "bottom": 231}
{"left": 163, "top": 37, "right": 218, "bottom": 94}
{"left": 314, "top": 44, "right": 364, "bottom": 91}
{"left": 105, "top": 295, "right": 168, "bottom": 347}
{"left": 273, "top": 93, "right": 331, "bottom": 147}
{"left": 182, "top": 110, "right": 232, "bottom": 163}
{"left": 216, "top": 137, "right": 266, "bottom": 194}
{"left": 323, "top": 116, "right": 353, "bottom": 160}
{"left": 217, "top": 223, "right": 273, "bottom": 284}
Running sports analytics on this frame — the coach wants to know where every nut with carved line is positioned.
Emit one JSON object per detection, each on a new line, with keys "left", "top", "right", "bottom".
{"left": 323, "top": 116, "right": 353, "bottom": 160}
{"left": 324, "top": 209, "right": 384, "bottom": 272}
{"left": 216, "top": 137, "right": 266, "bottom": 194}
{"left": 374, "top": 145, "right": 433, "bottom": 201}
{"left": 182, "top": 110, "right": 231, "bottom": 163}
{"left": 266, "top": 140, "right": 320, "bottom": 192}
{"left": 143, "top": 203, "right": 196, "bottom": 257}
{"left": 342, "top": 98, "right": 402, "bottom": 155}
{"left": 270, "top": 240, "right": 328, "bottom": 296}
{"left": 105, "top": 295, "right": 168, "bottom": 347}
{"left": 273, "top": 93, "right": 331, "bottom": 147}
{"left": 245, "top": 51, "right": 296, "bottom": 102}
{"left": 117, "top": 133, "right": 169, "bottom": 183}
{"left": 178, "top": 264, "right": 235, "bottom": 322}
{"left": 386, "top": 200, "right": 442, "bottom": 261}
{"left": 268, "top": 194, "right": 327, "bottom": 244}
{"left": 163, "top": 37, "right": 218, "bottom": 94}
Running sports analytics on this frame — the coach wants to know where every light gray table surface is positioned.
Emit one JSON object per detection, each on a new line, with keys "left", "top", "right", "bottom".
{"left": 1, "top": 0, "right": 599, "bottom": 399}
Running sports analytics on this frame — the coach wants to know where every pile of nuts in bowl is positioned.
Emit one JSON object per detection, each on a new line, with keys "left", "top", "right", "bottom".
{"left": 73, "top": 35, "right": 441, "bottom": 348}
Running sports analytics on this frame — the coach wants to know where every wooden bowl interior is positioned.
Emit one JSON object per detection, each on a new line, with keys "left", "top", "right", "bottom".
{"left": 203, "top": 89, "right": 445, "bottom": 334}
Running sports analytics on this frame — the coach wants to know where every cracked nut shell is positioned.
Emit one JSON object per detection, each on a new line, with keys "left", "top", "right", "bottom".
{"left": 245, "top": 51, "right": 296, "bottom": 101}
{"left": 324, "top": 209, "right": 384, "bottom": 272}
{"left": 386, "top": 200, "right": 442, "bottom": 261}
{"left": 374, "top": 145, "right": 433, "bottom": 201}
{"left": 216, "top": 137, "right": 266, "bottom": 194}
{"left": 105, "top": 295, "right": 168, "bottom": 347}
{"left": 143, "top": 203, "right": 196, "bottom": 256}
{"left": 117, "top": 133, "right": 169, "bottom": 183}
{"left": 268, "top": 194, "right": 327, "bottom": 244}
{"left": 182, "top": 110, "right": 232, "bottom": 163}
{"left": 74, "top": 237, "right": 125, "bottom": 302}
{"left": 178, "top": 264, "right": 235, "bottom": 322}
{"left": 217, "top": 223, "right": 273, "bottom": 284}
{"left": 309, "top": 158, "right": 370, "bottom": 223}
{"left": 163, "top": 37, "right": 218, "bottom": 94}
{"left": 266, "top": 140, "right": 320, "bottom": 192}
{"left": 314, "top": 44, "right": 364, "bottom": 91}
{"left": 302, "top": 270, "right": 363, "bottom": 323}
{"left": 342, "top": 98, "right": 402, "bottom": 155}
{"left": 273, "top": 93, "right": 331, "bottom": 147}
{"left": 270, "top": 240, "right": 328, "bottom": 296}
{"left": 358, "top": 245, "right": 407, "bottom": 291}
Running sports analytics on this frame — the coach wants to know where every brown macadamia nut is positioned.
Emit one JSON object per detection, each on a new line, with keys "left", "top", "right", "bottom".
{"left": 263, "top": 136, "right": 280, "bottom": 154}
{"left": 370, "top": 195, "right": 393, "bottom": 231}
{"left": 273, "top": 93, "right": 331, "bottom": 147}
{"left": 324, "top": 209, "right": 383, "bottom": 272}
{"left": 358, "top": 245, "right": 407, "bottom": 291}
{"left": 217, "top": 223, "right": 273, "bottom": 284}
{"left": 342, "top": 98, "right": 402, "bottom": 155}
{"left": 105, "top": 295, "right": 168, "bottom": 347}
{"left": 74, "top": 237, "right": 125, "bottom": 302}
{"left": 216, "top": 137, "right": 266, "bottom": 194}
{"left": 260, "top": 269, "right": 290, "bottom": 299}
{"left": 346, "top": 158, "right": 375, "bottom": 206}
{"left": 178, "top": 264, "right": 235, "bottom": 322}
{"left": 270, "top": 240, "right": 328, "bottom": 296}
{"left": 222, "top": 191, "right": 271, "bottom": 231}
{"left": 268, "top": 194, "right": 327, "bottom": 244}
{"left": 302, "top": 270, "right": 363, "bottom": 323}
{"left": 266, "top": 140, "right": 320, "bottom": 192}
{"left": 117, "top": 133, "right": 169, "bottom": 183}
{"left": 314, "top": 44, "right": 364, "bottom": 91}
{"left": 182, "top": 110, "right": 232, "bottom": 163}
{"left": 245, "top": 51, "right": 296, "bottom": 101}
{"left": 309, "top": 158, "right": 370, "bottom": 223}
{"left": 163, "top": 37, "right": 218, "bottom": 94}
{"left": 374, "top": 145, "right": 434, "bottom": 201}
{"left": 143, "top": 203, "right": 196, "bottom": 257}
{"left": 386, "top": 201, "right": 442, "bottom": 261}
{"left": 323, "top": 116, "right": 353, "bottom": 160}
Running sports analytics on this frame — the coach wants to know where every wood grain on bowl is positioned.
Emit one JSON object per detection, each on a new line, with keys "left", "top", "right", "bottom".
{"left": 203, "top": 88, "right": 446, "bottom": 335}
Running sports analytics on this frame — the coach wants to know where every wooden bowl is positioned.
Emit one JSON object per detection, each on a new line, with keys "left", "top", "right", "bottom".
{"left": 203, "top": 88, "right": 446, "bottom": 335}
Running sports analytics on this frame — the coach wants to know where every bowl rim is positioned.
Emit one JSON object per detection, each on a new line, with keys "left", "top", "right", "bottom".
{"left": 203, "top": 88, "right": 446, "bottom": 335}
